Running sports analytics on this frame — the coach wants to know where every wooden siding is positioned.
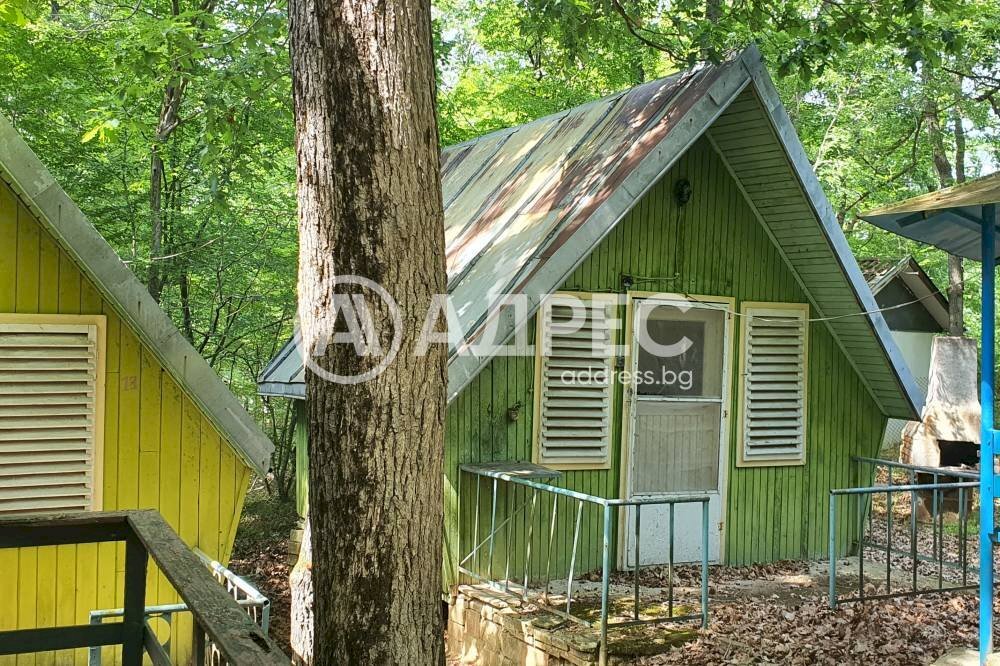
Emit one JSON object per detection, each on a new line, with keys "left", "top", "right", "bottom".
{"left": 707, "top": 87, "right": 912, "bottom": 417}
{"left": 443, "top": 136, "right": 885, "bottom": 586}
{"left": 0, "top": 181, "right": 252, "bottom": 665}
{"left": 293, "top": 400, "right": 308, "bottom": 518}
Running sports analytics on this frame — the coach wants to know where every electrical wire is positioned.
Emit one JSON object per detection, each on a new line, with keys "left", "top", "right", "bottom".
{"left": 621, "top": 272, "right": 960, "bottom": 325}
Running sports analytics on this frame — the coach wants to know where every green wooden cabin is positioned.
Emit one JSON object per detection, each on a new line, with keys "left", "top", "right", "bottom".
{"left": 0, "top": 113, "right": 274, "bottom": 663}
{"left": 258, "top": 47, "right": 922, "bottom": 586}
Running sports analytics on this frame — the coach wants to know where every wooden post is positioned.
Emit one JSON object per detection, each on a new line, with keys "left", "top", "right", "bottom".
{"left": 122, "top": 532, "right": 148, "bottom": 665}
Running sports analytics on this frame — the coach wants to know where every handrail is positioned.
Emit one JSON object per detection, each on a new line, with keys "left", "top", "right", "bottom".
{"left": 0, "top": 510, "right": 288, "bottom": 665}
{"left": 853, "top": 455, "right": 980, "bottom": 480}
{"left": 829, "top": 461, "right": 979, "bottom": 608}
{"left": 459, "top": 464, "right": 710, "bottom": 666}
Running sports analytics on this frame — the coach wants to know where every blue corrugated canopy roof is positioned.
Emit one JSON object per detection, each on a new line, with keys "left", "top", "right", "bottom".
{"left": 859, "top": 171, "right": 1000, "bottom": 261}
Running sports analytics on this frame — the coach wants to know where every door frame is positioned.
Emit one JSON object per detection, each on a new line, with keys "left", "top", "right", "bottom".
{"left": 616, "top": 291, "right": 736, "bottom": 568}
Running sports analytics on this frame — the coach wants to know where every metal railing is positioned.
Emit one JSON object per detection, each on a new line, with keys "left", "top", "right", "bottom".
{"left": 459, "top": 463, "right": 710, "bottom": 666}
{"left": 829, "top": 457, "right": 979, "bottom": 607}
{"left": 0, "top": 510, "right": 287, "bottom": 665}
{"left": 87, "top": 549, "right": 271, "bottom": 665}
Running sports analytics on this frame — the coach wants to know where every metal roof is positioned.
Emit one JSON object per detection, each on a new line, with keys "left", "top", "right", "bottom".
{"left": 259, "top": 45, "right": 923, "bottom": 420}
{"left": 258, "top": 329, "right": 305, "bottom": 399}
{"left": 859, "top": 172, "right": 1000, "bottom": 261}
{"left": 859, "top": 256, "right": 949, "bottom": 330}
{"left": 0, "top": 114, "right": 275, "bottom": 475}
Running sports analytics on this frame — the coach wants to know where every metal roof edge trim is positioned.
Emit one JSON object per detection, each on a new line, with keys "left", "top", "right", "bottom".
{"left": 741, "top": 54, "right": 923, "bottom": 419}
{"left": 257, "top": 382, "right": 306, "bottom": 400}
{"left": 894, "top": 258, "right": 950, "bottom": 331}
{"left": 257, "top": 330, "right": 301, "bottom": 384}
{"left": 0, "top": 114, "right": 274, "bottom": 475}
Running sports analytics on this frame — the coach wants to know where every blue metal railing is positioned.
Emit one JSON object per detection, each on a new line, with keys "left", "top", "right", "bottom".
{"left": 458, "top": 463, "right": 710, "bottom": 666}
{"left": 829, "top": 457, "right": 980, "bottom": 608}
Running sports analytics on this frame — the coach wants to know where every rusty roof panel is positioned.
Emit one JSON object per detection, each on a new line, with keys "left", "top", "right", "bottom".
{"left": 443, "top": 67, "right": 716, "bottom": 347}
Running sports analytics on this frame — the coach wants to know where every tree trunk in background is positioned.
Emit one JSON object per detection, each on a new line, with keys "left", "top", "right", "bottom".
{"left": 923, "top": 69, "right": 964, "bottom": 335}
{"left": 288, "top": 0, "right": 447, "bottom": 661}
{"left": 949, "top": 92, "right": 967, "bottom": 336}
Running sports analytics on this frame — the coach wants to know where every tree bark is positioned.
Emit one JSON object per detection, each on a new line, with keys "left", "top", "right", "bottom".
{"left": 288, "top": 0, "right": 447, "bottom": 662}
{"left": 949, "top": 90, "right": 967, "bottom": 336}
{"left": 290, "top": 519, "right": 314, "bottom": 665}
{"left": 922, "top": 68, "right": 964, "bottom": 335}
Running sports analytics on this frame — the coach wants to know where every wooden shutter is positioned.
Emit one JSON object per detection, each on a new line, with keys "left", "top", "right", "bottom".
{"left": 739, "top": 304, "right": 808, "bottom": 466}
{"left": 0, "top": 321, "right": 102, "bottom": 515}
{"left": 535, "top": 294, "right": 615, "bottom": 469}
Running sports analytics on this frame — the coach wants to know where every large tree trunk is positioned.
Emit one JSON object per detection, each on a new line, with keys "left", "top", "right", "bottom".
{"left": 288, "top": 0, "right": 447, "bottom": 662}
{"left": 290, "top": 519, "right": 313, "bottom": 665}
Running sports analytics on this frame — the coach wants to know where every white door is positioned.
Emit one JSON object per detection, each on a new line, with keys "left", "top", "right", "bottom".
{"left": 623, "top": 297, "right": 731, "bottom": 566}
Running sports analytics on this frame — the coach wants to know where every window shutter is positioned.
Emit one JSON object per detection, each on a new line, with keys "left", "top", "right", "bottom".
{"left": 739, "top": 304, "right": 808, "bottom": 465}
{"left": 0, "top": 322, "right": 101, "bottom": 515}
{"left": 535, "top": 294, "right": 615, "bottom": 469}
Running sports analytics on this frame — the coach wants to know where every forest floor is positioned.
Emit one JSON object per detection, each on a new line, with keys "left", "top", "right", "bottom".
{"left": 229, "top": 476, "right": 993, "bottom": 664}
{"left": 627, "top": 560, "right": 988, "bottom": 665}
{"left": 229, "top": 486, "right": 298, "bottom": 658}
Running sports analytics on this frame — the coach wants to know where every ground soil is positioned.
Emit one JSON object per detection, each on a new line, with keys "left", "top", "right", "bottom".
{"left": 233, "top": 468, "right": 995, "bottom": 664}
{"left": 228, "top": 487, "right": 298, "bottom": 658}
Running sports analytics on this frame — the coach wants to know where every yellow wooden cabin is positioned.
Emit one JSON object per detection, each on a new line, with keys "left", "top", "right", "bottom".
{"left": 0, "top": 114, "right": 274, "bottom": 664}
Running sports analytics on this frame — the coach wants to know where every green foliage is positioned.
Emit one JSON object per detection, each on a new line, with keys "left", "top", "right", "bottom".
{"left": 0, "top": 0, "right": 299, "bottom": 486}
{"left": 2, "top": 0, "right": 999, "bottom": 481}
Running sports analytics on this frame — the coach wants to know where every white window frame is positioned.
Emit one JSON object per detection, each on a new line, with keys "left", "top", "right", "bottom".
{"left": 737, "top": 302, "right": 809, "bottom": 467}
{"left": 0, "top": 313, "right": 107, "bottom": 514}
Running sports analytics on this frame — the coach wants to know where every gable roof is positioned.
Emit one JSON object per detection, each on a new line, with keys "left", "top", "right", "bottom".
{"left": 859, "top": 256, "right": 949, "bottom": 331}
{"left": 0, "top": 114, "right": 274, "bottom": 475}
{"left": 259, "top": 45, "right": 922, "bottom": 420}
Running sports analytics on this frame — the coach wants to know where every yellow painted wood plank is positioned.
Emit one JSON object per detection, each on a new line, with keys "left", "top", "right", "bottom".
{"left": 102, "top": 371, "right": 120, "bottom": 512}
{"left": 14, "top": 202, "right": 39, "bottom": 313}
{"left": 137, "top": 341, "right": 162, "bottom": 602}
{"left": 95, "top": 542, "right": 117, "bottom": 666}
{"left": 157, "top": 376, "right": 183, "bottom": 605}
{"left": 174, "top": 397, "right": 202, "bottom": 664}
{"left": 0, "top": 184, "right": 17, "bottom": 311}
{"left": 0, "top": 546, "right": 17, "bottom": 666}
{"left": 79, "top": 279, "right": 101, "bottom": 314}
{"left": 57, "top": 251, "right": 80, "bottom": 315}
{"left": 116, "top": 328, "right": 141, "bottom": 511}
{"left": 217, "top": 443, "right": 237, "bottom": 563}
{"left": 37, "top": 233, "right": 59, "bottom": 314}
{"left": 73, "top": 543, "right": 98, "bottom": 666}
{"left": 17, "top": 548, "right": 37, "bottom": 666}
{"left": 139, "top": 348, "right": 161, "bottom": 453}
{"left": 53, "top": 544, "right": 76, "bottom": 666}
{"left": 223, "top": 463, "right": 251, "bottom": 564}
{"left": 179, "top": 397, "right": 202, "bottom": 546}
{"left": 198, "top": 417, "right": 222, "bottom": 558}
{"left": 35, "top": 546, "right": 56, "bottom": 666}
{"left": 103, "top": 308, "right": 121, "bottom": 375}
{"left": 139, "top": 450, "right": 160, "bottom": 597}
{"left": 115, "top": 329, "right": 140, "bottom": 608}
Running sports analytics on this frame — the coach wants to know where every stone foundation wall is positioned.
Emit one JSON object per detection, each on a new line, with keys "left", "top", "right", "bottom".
{"left": 446, "top": 585, "right": 599, "bottom": 666}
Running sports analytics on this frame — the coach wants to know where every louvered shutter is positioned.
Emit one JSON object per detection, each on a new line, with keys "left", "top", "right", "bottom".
{"left": 535, "top": 294, "right": 615, "bottom": 468}
{"left": 0, "top": 322, "right": 101, "bottom": 515}
{"left": 739, "top": 304, "right": 808, "bottom": 465}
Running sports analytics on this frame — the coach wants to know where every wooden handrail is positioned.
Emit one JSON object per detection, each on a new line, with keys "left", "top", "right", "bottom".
{"left": 0, "top": 510, "right": 289, "bottom": 665}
